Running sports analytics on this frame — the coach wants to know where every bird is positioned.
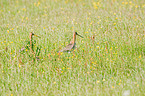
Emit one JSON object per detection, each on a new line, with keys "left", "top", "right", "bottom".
{"left": 19, "top": 32, "right": 40, "bottom": 54}
{"left": 58, "top": 32, "right": 83, "bottom": 52}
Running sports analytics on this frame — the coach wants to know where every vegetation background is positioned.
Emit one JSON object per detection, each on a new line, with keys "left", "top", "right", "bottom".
{"left": 0, "top": 0, "right": 145, "bottom": 95}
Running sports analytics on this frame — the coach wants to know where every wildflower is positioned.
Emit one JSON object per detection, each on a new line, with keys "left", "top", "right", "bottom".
{"left": 7, "top": 30, "right": 9, "bottom": 33}
{"left": 129, "top": 1, "right": 132, "bottom": 4}
{"left": 125, "top": 2, "right": 128, "bottom": 4}
{"left": 93, "top": 2, "right": 98, "bottom": 9}
{"left": 34, "top": 3, "right": 36, "bottom": 6}
{"left": 135, "top": 5, "right": 138, "bottom": 8}
{"left": 97, "top": 80, "right": 100, "bottom": 83}
{"left": 19, "top": 64, "right": 21, "bottom": 68}
{"left": 37, "top": 1, "right": 40, "bottom": 6}
{"left": 26, "top": 17, "right": 28, "bottom": 20}
{"left": 139, "top": 55, "right": 141, "bottom": 58}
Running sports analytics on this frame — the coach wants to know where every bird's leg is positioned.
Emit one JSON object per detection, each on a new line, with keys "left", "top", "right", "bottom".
{"left": 29, "top": 40, "right": 36, "bottom": 59}
{"left": 73, "top": 50, "right": 75, "bottom": 56}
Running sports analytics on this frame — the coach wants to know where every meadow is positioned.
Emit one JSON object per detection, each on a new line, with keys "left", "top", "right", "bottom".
{"left": 0, "top": 0, "right": 145, "bottom": 95}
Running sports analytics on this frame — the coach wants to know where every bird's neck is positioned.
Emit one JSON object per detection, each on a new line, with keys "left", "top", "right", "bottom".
{"left": 29, "top": 35, "right": 34, "bottom": 53}
{"left": 29, "top": 35, "right": 32, "bottom": 41}
{"left": 70, "top": 33, "right": 76, "bottom": 44}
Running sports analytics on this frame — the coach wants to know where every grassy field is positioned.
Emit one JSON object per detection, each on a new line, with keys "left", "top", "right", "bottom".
{"left": 0, "top": 0, "right": 145, "bottom": 95}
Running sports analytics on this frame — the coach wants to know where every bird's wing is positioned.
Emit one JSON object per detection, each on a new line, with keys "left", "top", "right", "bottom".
{"left": 59, "top": 44, "right": 74, "bottom": 52}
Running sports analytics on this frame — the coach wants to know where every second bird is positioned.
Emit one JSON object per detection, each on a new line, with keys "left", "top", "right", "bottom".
{"left": 59, "top": 32, "right": 83, "bottom": 53}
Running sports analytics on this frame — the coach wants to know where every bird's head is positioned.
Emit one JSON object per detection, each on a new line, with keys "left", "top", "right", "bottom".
{"left": 75, "top": 32, "right": 83, "bottom": 38}
{"left": 29, "top": 32, "right": 40, "bottom": 38}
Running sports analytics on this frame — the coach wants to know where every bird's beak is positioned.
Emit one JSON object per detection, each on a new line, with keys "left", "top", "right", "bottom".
{"left": 77, "top": 34, "right": 83, "bottom": 38}
{"left": 34, "top": 34, "right": 41, "bottom": 38}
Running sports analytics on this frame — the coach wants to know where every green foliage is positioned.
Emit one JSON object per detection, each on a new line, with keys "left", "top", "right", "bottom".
{"left": 0, "top": 0, "right": 145, "bottom": 95}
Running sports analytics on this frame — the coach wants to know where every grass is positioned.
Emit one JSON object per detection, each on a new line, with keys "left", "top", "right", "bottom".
{"left": 0, "top": 0, "right": 145, "bottom": 95}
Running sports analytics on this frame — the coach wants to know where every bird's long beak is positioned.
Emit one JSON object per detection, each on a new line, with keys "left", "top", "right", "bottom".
{"left": 77, "top": 34, "right": 83, "bottom": 38}
{"left": 34, "top": 34, "right": 41, "bottom": 38}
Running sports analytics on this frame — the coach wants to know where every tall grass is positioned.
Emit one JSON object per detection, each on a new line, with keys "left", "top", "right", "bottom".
{"left": 0, "top": 0, "right": 145, "bottom": 95}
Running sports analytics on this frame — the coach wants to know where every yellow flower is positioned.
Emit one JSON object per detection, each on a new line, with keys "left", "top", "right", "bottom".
{"left": 37, "top": 1, "right": 40, "bottom": 6}
{"left": 125, "top": 2, "right": 128, "bottom": 4}
{"left": 93, "top": 2, "right": 98, "bottom": 9}
{"left": 19, "top": 64, "right": 21, "bottom": 68}
{"left": 7, "top": 30, "right": 9, "bottom": 33}
{"left": 34, "top": 2, "right": 36, "bottom": 6}
{"left": 26, "top": 17, "right": 28, "bottom": 20}
{"left": 139, "top": 55, "right": 141, "bottom": 58}
{"left": 135, "top": 5, "right": 138, "bottom": 8}
{"left": 97, "top": 80, "right": 100, "bottom": 83}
